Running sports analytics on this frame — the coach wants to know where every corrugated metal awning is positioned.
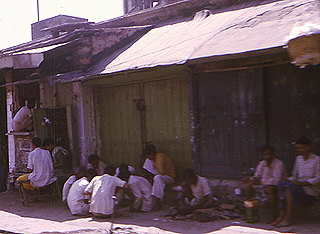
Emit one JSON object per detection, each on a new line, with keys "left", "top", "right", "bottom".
{"left": 101, "top": 0, "right": 320, "bottom": 74}
{"left": 0, "top": 42, "right": 71, "bottom": 70}
{"left": 0, "top": 79, "right": 40, "bottom": 88}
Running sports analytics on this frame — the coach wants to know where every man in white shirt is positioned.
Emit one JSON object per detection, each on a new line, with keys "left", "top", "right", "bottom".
{"left": 66, "top": 167, "right": 96, "bottom": 215}
{"left": 84, "top": 165, "right": 129, "bottom": 217}
{"left": 117, "top": 164, "right": 152, "bottom": 212}
{"left": 243, "top": 145, "right": 286, "bottom": 221}
{"left": 17, "top": 137, "right": 57, "bottom": 191}
{"left": 177, "top": 168, "right": 213, "bottom": 215}
{"left": 272, "top": 137, "right": 320, "bottom": 227}
{"left": 62, "top": 174, "right": 76, "bottom": 202}
{"left": 12, "top": 98, "right": 35, "bottom": 132}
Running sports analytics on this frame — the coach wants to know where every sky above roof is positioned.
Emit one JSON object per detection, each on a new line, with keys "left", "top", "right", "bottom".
{"left": 0, "top": 0, "right": 123, "bottom": 50}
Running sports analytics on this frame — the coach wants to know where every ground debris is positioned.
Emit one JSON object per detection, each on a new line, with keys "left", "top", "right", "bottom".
{"left": 110, "top": 227, "right": 140, "bottom": 234}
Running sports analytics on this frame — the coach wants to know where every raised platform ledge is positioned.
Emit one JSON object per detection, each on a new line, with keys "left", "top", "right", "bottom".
{"left": 6, "top": 131, "right": 34, "bottom": 136}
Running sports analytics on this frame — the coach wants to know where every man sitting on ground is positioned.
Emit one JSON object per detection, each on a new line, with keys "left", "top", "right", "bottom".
{"left": 84, "top": 166, "right": 129, "bottom": 217}
{"left": 67, "top": 166, "right": 96, "bottom": 216}
{"left": 177, "top": 168, "right": 214, "bottom": 216}
{"left": 117, "top": 163, "right": 153, "bottom": 212}
{"left": 62, "top": 173, "right": 76, "bottom": 203}
{"left": 242, "top": 145, "right": 286, "bottom": 221}
{"left": 142, "top": 144, "right": 176, "bottom": 210}
{"left": 272, "top": 137, "right": 320, "bottom": 227}
{"left": 87, "top": 154, "right": 106, "bottom": 175}
{"left": 17, "top": 137, "right": 57, "bottom": 193}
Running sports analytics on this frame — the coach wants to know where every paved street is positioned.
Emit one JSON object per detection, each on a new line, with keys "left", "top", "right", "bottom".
{"left": 0, "top": 189, "right": 319, "bottom": 234}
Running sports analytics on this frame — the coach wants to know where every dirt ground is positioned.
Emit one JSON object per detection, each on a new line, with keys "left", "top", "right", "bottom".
{"left": 0, "top": 189, "right": 319, "bottom": 234}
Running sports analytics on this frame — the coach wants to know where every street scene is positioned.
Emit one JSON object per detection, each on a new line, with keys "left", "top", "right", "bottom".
{"left": 0, "top": 0, "right": 319, "bottom": 233}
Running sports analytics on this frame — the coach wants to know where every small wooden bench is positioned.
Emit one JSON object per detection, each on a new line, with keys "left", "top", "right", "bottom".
{"left": 15, "top": 180, "right": 61, "bottom": 206}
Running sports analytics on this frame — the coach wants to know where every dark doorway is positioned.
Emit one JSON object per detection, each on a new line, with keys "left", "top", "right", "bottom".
{"left": 192, "top": 69, "right": 266, "bottom": 177}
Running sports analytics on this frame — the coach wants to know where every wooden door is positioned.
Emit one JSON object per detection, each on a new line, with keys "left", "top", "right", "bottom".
{"left": 144, "top": 78, "right": 191, "bottom": 176}
{"left": 99, "top": 84, "right": 143, "bottom": 169}
{"left": 98, "top": 77, "right": 192, "bottom": 175}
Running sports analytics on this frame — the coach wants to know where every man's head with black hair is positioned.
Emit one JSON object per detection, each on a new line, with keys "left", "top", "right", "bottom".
{"left": 259, "top": 145, "right": 275, "bottom": 165}
{"left": 293, "top": 136, "right": 312, "bottom": 156}
{"left": 88, "top": 154, "right": 100, "bottom": 169}
{"left": 31, "top": 137, "right": 42, "bottom": 148}
{"left": 182, "top": 168, "right": 198, "bottom": 185}
{"left": 143, "top": 144, "right": 157, "bottom": 160}
{"left": 104, "top": 165, "right": 115, "bottom": 176}
{"left": 43, "top": 138, "right": 54, "bottom": 151}
{"left": 118, "top": 163, "right": 131, "bottom": 181}
{"left": 26, "top": 98, "right": 36, "bottom": 109}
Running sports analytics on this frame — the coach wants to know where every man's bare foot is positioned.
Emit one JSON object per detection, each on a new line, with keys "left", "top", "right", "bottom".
{"left": 271, "top": 216, "right": 283, "bottom": 226}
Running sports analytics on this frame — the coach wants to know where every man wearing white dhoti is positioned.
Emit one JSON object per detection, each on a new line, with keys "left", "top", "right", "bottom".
{"left": 142, "top": 144, "right": 176, "bottom": 210}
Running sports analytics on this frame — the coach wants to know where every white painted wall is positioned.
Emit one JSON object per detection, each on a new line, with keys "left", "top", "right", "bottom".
{"left": 72, "top": 82, "right": 98, "bottom": 166}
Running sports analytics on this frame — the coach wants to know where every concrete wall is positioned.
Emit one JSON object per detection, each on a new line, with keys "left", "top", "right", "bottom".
{"left": 31, "top": 15, "right": 88, "bottom": 40}
{"left": 40, "top": 82, "right": 73, "bottom": 108}
{"left": 71, "top": 83, "right": 98, "bottom": 166}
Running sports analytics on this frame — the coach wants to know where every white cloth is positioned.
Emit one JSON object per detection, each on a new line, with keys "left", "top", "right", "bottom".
{"left": 151, "top": 174, "right": 174, "bottom": 200}
{"left": 52, "top": 146, "right": 68, "bottom": 157}
{"left": 13, "top": 106, "right": 33, "bottom": 122}
{"left": 87, "top": 161, "right": 106, "bottom": 175}
{"left": 128, "top": 175, "right": 152, "bottom": 211}
{"left": 67, "top": 177, "right": 90, "bottom": 215}
{"left": 190, "top": 175, "right": 212, "bottom": 201}
{"left": 253, "top": 158, "right": 286, "bottom": 185}
{"left": 288, "top": 153, "right": 320, "bottom": 197}
{"left": 53, "top": 146, "right": 69, "bottom": 176}
{"left": 84, "top": 174, "right": 126, "bottom": 215}
{"left": 62, "top": 175, "right": 76, "bottom": 202}
{"left": 115, "top": 166, "right": 136, "bottom": 176}
{"left": 27, "top": 148, "right": 57, "bottom": 187}
{"left": 142, "top": 158, "right": 157, "bottom": 175}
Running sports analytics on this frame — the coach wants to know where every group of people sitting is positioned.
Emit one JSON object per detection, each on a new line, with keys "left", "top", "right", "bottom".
{"left": 243, "top": 137, "right": 320, "bottom": 227}
{"left": 62, "top": 144, "right": 211, "bottom": 218}
{"left": 16, "top": 136, "right": 70, "bottom": 192}
{"left": 16, "top": 135, "right": 319, "bottom": 227}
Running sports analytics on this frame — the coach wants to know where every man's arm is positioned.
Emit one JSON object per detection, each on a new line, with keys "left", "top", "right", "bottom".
{"left": 287, "top": 157, "right": 299, "bottom": 182}
{"left": 244, "top": 162, "right": 261, "bottom": 185}
{"left": 304, "top": 156, "right": 320, "bottom": 186}
{"left": 53, "top": 150, "right": 64, "bottom": 168}
{"left": 155, "top": 155, "right": 166, "bottom": 175}
{"left": 253, "top": 162, "right": 263, "bottom": 180}
{"left": 265, "top": 161, "right": 285, "bottom": 185}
